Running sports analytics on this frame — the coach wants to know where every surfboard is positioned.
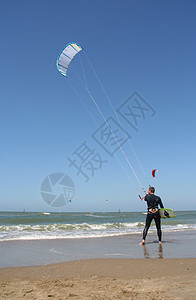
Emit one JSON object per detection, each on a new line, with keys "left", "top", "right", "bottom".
{"left": 159, "top": 208, "right": 176, "bottom": 218}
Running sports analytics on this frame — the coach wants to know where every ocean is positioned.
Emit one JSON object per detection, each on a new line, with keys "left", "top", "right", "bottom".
{"left": 0, "top": 210, "right": 196, "bottom": 242}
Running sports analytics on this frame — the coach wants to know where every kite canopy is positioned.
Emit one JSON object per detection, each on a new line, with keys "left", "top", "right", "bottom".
{"left": 56, "top": 43, "right": 83, "bottom": 77}
{"left": 152, "top": 169, "right": 158, "bottom": 178}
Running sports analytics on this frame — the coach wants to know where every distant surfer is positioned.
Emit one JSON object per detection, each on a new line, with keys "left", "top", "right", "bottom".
{"left": 141, "top": 186, "right": 164, "bottom": 245}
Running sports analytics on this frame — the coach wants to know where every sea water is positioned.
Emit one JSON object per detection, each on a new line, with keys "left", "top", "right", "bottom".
{"left": 0, "top": 211, "right": 196, "bottom": 241}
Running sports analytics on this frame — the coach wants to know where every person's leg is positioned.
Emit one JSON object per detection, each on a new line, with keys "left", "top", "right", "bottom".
{"left": 142, "top": 213, "right": 153, "bottom": 244}
{"left": 154, "top": 214, "right": 162, "bottom": 244}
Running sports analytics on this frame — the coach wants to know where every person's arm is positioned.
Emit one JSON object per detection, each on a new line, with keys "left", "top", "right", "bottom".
{"left": 159, "top": 197, "right": 170, "bottom": 217}
{"left": 159, "top": 197, "right": 164, "bottom": 209}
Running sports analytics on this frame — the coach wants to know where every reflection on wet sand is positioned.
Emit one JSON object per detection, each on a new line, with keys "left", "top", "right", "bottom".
{"left": 142, "top": 243, "right": 163, "bottom": 259}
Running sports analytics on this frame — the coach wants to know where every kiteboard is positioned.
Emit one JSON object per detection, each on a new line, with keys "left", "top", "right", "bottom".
{"left": 159, "top": 208, "right": 176, "bottom": 218}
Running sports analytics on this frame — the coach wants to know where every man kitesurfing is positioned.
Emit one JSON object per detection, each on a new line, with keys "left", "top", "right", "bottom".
{"left": 141, "top": 186, "right": 164, "bottom": 245}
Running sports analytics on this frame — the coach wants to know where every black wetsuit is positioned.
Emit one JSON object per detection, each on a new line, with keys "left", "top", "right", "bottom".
{"left": 143, "top": 194, "right": 164, "bottom": 242}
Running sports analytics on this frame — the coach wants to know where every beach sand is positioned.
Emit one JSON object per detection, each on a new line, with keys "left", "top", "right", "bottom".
{"left": 0, "top": 258, "right": 196, "bottom": 299}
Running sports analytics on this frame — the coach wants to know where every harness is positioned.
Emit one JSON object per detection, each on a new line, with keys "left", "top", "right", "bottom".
{"left": 148, "top": 207, "right": 158, "bottom": 213}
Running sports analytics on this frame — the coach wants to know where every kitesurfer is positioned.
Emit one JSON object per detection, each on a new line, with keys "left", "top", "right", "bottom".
{"left": 141, "top": 186, "right": 164, "bottom": 245}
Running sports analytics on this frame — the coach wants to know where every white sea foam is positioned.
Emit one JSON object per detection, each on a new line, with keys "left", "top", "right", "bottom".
{"left": 0, "top": 221, "right": 196, "bottom": 241}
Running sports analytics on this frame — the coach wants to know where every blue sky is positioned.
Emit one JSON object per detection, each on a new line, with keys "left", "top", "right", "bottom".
{"left": 0, "top": 0, "right": 196, "bottom": 212}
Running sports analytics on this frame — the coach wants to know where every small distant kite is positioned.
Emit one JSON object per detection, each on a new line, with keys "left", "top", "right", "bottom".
{"left": 152, "top": 169, "right": 158, "bottom": 178}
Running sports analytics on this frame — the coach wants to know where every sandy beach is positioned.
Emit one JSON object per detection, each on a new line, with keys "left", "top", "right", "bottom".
{"left": 0, "top": 258, "right": 196, "bottom": 299}
{"left": 0, "top": 225, "right": 196, "bottom": 299}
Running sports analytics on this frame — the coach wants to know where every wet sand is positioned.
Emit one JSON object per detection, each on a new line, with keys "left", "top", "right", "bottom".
{"left": 0, "top": 230, "right": 196, "bottom": 268}
{"left": 0, "top": 258, "right": 196, "bottom": 299}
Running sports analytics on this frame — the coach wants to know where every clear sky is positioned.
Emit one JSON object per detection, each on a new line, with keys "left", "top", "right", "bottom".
{"left": 0, "top": 0, "right": 196, "bottom": 212}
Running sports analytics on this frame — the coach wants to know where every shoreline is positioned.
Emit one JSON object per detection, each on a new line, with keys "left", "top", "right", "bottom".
{"left": 0, "top": 258, "right": 196, "bottom": 299}
{"left": 0, "top": 230, "right": 196, "bottom": 269}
